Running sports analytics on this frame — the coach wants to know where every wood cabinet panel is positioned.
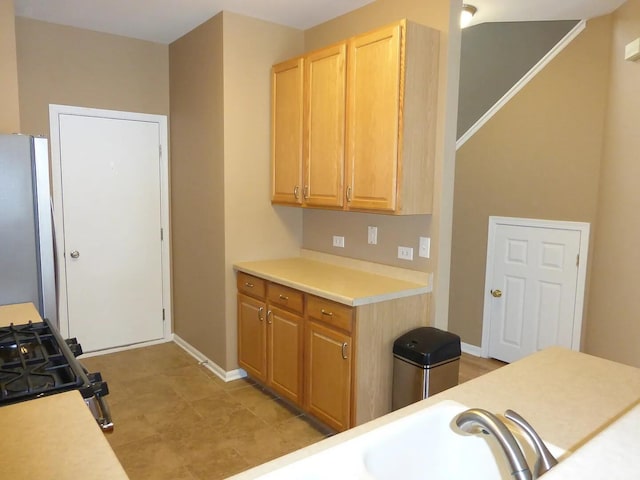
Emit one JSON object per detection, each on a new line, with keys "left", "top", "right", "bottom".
{"left": 307, "top": 295, "right": 353, "bottom": 333}
{"left": 271, "top": 57, "right": 304, "bottom": 205}
{"left": 268, "top": 306, "right": 303, "bottom": 404}
{"left": 237, "top": 293, "right": 267, "bottom": 383}
{"left": 237, "top": 272, "right": 266, "bottom": 299}
{"left": 305, "top": 320, "right": 353, "bottom": 432}
{"left": 303, "top": 43, "right": 346, "bottom": 208}
{"left": 345, "top": 23, "right": 402, "bottom": 212}
{"left": 267, "top": 283, "right": 304, "bottom": 314}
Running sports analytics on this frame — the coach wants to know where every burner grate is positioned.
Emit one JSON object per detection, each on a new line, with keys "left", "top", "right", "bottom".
{"left": 0, "top": 321, "right": 83, "bottom": 403}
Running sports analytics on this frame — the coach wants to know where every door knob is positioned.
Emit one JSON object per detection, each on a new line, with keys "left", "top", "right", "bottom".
{"left": 70, "top": 250, "right": 80, "bottom": 259}
{"left": 491, "top": 289, "right": 502, "bottom": 298}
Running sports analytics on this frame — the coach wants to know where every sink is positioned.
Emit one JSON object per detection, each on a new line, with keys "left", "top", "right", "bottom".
{"left": 253, "top": 400, "right": 565, "bottom": 480}
{"left": 363, "top": 400, "right": 565, "bottom": 480}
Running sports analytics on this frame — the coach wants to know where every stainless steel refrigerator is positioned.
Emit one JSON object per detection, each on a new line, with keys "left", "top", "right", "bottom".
{"left": 0, "top": 134, "right": 57, "bottom": 325}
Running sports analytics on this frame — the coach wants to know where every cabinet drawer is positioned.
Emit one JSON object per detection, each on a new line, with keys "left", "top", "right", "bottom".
{"left": 268, "top": 283, "right": 304, "bottom": 314}
{"left": 307, "top": 296, "right": 353, "bottom": 333}
{"left": 237, "top": 272, "right": 266, "bottom": 299}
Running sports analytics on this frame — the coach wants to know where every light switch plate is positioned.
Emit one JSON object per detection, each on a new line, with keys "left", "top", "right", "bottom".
{"left": 333, "top": 235, "right": 345, "bottom": 248}
{"left": 398, "top": 246, "right": 413, "bottom": 260}
{"left": 368, "top": 226, "right": 378, "bottom": 245}
{"left": 419, "top": 237, "right": 431, "bottom": 258}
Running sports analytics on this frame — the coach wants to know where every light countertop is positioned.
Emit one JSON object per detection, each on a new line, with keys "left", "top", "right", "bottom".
{"left": 233, "top": 257, "right": 429, "bottom": 306}
{"left": 0, "top": 303, "right": 129, "bottom": 478}
{"left": 229, "top": 347, "right": 640, "bottom": 479}
{"left": 0, "top": 302, "right": 43, "bottom": 327}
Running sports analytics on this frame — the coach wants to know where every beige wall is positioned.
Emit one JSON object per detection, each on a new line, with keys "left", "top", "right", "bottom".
{"left": 222, "top": 12, "right": 304, "bottom": 368}
{"left": 170, "top": 12, "right": 303, "bottom": 368}
{"left": 449, "top": 16, "right": 612, "bottom": 346}
{"left": 587, "top": 0, "right": 640, "bottom": 367}
{"left": 169, "top": 14, "right": 227, "bottom": 364}
{"left": 15, "top": 18, "right": 169, "bottom": 136}
{"left": 303, "top": 210, "right": 431, "bottom": 271}
{"left": 0, "top": 0, "right": 20, "bottom": 132}
{"left": 302, "top": 0, "right": 459, "bottom": 328}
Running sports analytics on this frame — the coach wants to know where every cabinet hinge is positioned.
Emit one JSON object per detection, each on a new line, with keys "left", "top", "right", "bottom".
{"left": 162, "top": 308, "right": 165, "bottom": 321}
{"left": 576, "top": 253, "right": 580, "bottom": 267}
{"left": 161, "top": 228, "right": 164, "bottom": 241}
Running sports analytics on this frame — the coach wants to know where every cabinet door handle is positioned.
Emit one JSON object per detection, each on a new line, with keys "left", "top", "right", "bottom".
{"left": 294, "top": 186, "right": 300, "bottom": 199}
{"left": 303, "top": 185, "right": 309, "bottom": 200}
{"left": 346, "top": 186, "right": 352, "bottom": 202}
{"left": 341, "top": 342, "right": 348, "bottom": 360}
{"left": 245, "top": 282, "right": 254, "bottom": 288}
{"left": 267, "top": 310, "right": 273, "bottom": 324}
{"left": 321, "top": 309, "right": 333, "bottom": 317}
{"left": 257, "top": 307, "right": 264, "bottom": 321}
{"left": 279, "top": 294, "right": 288, "bottom": 301}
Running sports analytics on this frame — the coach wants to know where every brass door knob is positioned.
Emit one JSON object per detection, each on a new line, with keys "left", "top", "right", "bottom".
{"left": 491, "top": 289, "right": 502, "bottom": 298}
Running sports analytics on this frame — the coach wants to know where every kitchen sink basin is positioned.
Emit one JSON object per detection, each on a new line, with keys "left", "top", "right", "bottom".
{"left": 254, "top": 400, "right": 565, "bottom": 480}
{"left": 362, "top": 400, "right": 564, "bottom": 480}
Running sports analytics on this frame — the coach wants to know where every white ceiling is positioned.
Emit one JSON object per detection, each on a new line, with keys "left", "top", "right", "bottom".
{"left": 13, "top": 0, "right": 629, "bottom": 44}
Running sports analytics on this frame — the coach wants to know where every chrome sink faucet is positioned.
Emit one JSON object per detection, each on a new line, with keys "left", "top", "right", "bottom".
{"left": 455, "top": 408, "right": 533, "bottom": 480}
{"left": 505, "top": 410, "right": 558, "bottom": 478}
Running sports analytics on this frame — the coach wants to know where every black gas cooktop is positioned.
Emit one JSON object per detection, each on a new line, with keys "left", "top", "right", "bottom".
{"left": 0, "top": 320, "right": 86, "bottom": 404}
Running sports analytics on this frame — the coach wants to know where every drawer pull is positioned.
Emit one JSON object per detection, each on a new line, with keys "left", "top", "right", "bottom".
{"left": 321, "top": 309, "right": 333, "bottom": 317}
{"left": 267, "top": 310, "right": 273, "bottom": 324}
{"left": 341, "top": 342, "right": 348, "bottom": 360}
{"left": 294, "top": 185, "right": 300, "bottom": 199}
{"left": 258, "top": 307, "right": 264, "bottom": 321}
{"left": 245, "top": 282, "right": 254, "bottom": 288}
{"left": 279, "top": 294, "right": 289, "bottom": 301}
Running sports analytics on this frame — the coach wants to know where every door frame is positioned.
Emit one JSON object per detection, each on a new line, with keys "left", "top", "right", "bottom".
{"left": 480, "top": 216, "right": 590, "bottom": 357}
{"left": 49, "top": 104, "right": 172, "bottom": 344}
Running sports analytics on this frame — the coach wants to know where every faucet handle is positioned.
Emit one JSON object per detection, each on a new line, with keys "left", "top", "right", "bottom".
{"left": 505, "top": 410, "right": 558, "bottom": 478}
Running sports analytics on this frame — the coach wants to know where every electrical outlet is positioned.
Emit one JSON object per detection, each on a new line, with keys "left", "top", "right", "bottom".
{"left": 397, "top": 246, "right": 414, "bottom": 261}
{"left": 367, "top": 226, "right": 378, "bottom": 245}
{"left": 419, "top": 237, "right": 431, "bottom": 258}
{"left": 332, "top": 235, "right": 345, "bottom": 248}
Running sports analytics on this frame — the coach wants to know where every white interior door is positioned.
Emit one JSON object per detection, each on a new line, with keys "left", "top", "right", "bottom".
{"left": 483, "top": 218, "right": 589, "bottom": 363}
{"left": 53, "top": 110, "right": 167, "bottom": 352}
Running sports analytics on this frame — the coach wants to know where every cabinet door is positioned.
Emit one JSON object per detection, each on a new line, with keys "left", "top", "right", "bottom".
{"left": 237, "top": 294, "right": 267, "bottom": 383}
{"left": 345, "top": 23, "right": 403, "bottom": 212}
{"left": 272, "top": 58, "right": 304, "bottom": 205}
{"left": 305, "top": 320, "right": 353, "bottom": 431}
{"left": 268, "top": 306, "right": 303, "bottom": 405}
{"left": 303, "top": 44, "right": 346, "bottom": 208}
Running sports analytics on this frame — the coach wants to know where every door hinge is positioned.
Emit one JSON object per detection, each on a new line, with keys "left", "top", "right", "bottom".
{"left": 161, "top": 228, "right": 163, "bottom": 241}
{"left": 159, "top": 144, "right": 162, "bottom": 157}
{"left": 162, "top": 308, "right": 165, "bottom": 321}
{"left": 576, "top": 253, "right": 580, "bottom": 267}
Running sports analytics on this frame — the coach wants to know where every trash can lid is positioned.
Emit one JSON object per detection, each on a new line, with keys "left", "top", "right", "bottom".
{"left": 393, "top": 327, "right": 461, "bottom": 366}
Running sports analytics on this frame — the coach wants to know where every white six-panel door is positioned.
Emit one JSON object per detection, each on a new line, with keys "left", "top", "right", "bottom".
{"left": 50, "top": 106, "right": 171, "bottom": 353}
{"left": 483, "top": 217, "right": 589, "bottom": 363}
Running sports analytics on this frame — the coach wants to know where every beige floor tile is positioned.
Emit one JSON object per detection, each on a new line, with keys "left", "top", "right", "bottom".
{"left": 187, "top": 449, "right": 251, "bottom": 480}
{"left": 189, "top": 392, "right": 246, "bottom": 420}
{"left": 248, "top": 397, "right": 301, "bottom": 425}
{"left": 112, "top": 434, "right": 187, "bottom": 478}
{"left": 226, "top": 383, "right": 278, "bottom": 408}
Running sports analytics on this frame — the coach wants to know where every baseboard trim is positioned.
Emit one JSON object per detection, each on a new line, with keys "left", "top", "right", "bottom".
{"left": 79, "top": 337, "right": 173, "bottom": 358}
{"left": 173, "top": 334, "right": 247, "bottom": 382}
{"left": 461, "top": 342, "right": 484, "bottom": 357}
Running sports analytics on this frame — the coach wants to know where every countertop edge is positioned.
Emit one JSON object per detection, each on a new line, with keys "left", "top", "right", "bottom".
{"left": 234, "top": 258, "right": 430, "bottom": 306}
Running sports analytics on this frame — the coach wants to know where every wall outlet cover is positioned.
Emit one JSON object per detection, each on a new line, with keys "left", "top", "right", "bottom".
{"left": 397, "top": 246, "right": 414, "bottom": 261}
{"left": 367, "top": 226, "right": 378, "bottom": 245}
{"left": 333, "top": 235, "right": 345, "bottom": 248}
{"left": 419, "top": 237, "right": 431, "bottom": 258}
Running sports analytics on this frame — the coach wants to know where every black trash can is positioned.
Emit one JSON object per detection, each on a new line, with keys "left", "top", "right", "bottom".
{"left": 392, "top": 327, "right": 461, "bottom": 411}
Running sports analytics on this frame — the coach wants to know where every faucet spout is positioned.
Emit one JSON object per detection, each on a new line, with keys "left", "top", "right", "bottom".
{"left": 455, "top": 408, "right": 532, "bottom": 480}
{"left": 505, "top": 410, "right": 558, "bottom": 478}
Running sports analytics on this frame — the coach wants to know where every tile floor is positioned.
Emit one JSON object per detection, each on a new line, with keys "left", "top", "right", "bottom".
{"left": 81, "top": 343, "right": 505, "bottom": 480}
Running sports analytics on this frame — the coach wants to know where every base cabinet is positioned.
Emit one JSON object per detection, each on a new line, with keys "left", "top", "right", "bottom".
{"left": 305, "top": 320, "right": 353, "bottom": 431}
{"left": 236, "top": 270, "right": 428, "bottom": 432}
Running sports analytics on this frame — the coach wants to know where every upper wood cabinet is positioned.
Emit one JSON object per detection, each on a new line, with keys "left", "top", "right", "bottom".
{"left": 303, "top": 43, "right": 347, "bottom": 208}
{"left": 271, "top": 20, "right": 440, "bottom": 214}
{"left": 271, "top": 58, "right": 304, "bottom": 205}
